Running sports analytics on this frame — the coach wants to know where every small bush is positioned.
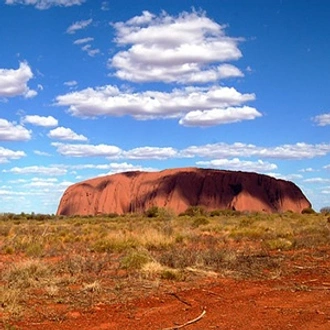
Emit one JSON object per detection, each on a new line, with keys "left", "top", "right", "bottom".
{"left": 4, "top": 260, "right": 52, "bottom": 289}
{"left": 210, "top": 209, "right": 241, "bottom": 217}
{"left": 192, "top": 216, "right": 210, "bottom": 228}
{"left": 3, "top": 246, "right": 15, "bottom": 254}
{"left": 263, "top": 238, "right": 293, "bottom": 251}
{"left": 120, "top": 250, "right": 151, "bottom": 270}
{"left": 179, "top": 206, "right": 207, "bottom": 217}
{"left": 145, "top": 206, "right": 160, "bottom": 218}
{"left": 301, "top": 207, "right": 316, "bottom": 214}
{"left": 106, "top": 213, "right": 119, "bottom": 218}
{"left": 320, "top": 206, "right": 330, "bottom": 215}
{"left": 160, "top": 269, "right": 183, "bottom": 281}
{"left": 26, "top": 243, "right": 44, "bottom": 258}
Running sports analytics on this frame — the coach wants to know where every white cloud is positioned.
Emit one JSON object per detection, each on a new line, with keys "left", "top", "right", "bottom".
{"left": 23, "top": 177, "right": 58, "bottom": 188}
{"left": 56, "top": 85, "right": 256, "bottom": 124}
{"left": 52, "top": 142, "right": 122, "bottom": 157}
{"left": 5, "top": 0, "right": 85, "bottom": 10}
{"left": 299, "top": 167, "right": 317, "bottom": 172}
{"left": 196, "top": 158, "right": 277, "bottom": 172}
{"left": 3, "top": 165, "right": 67, "bottom": 176}
{"left": 73, "top": 37, "right": 100, "bottom": 57}
{"left": 110, "top": 10, "right": 243, "bottom": 84}
{"left": 24, "top": 89, "right": 38, "bottom": 98}
{"left": 179, "top": 106, "right": 261, "bottom": 127}
{"left": 34, "top": 150, "right": 52, "bottom": 157}
{"left": 0, "top": 189, "right": 26, "bottom": 196}
{"left": 81, "top": 44, "right": 100, "bottom": 57}
{"left": 181, "top": 142, "right": 330, "bottom": 160}
{"left": 0, "top": 62, "right": 37, "bottom": 98}
{"left": 321, "top": 189, "right": 330, "bottom": 194}
{"left": 100, "top": 163, "right": 158, "bottom": 175}
{"left": 313, "top": 113, "right": 330, "bottom": 126}
{"left": 64, "top": 80, "right": 78, "bottom": 87}
{"left": 48, "top": 126, "right": 88, "bottom": 141}
{"left": 0, "top": 118, "right": 31, "bottom": 141}
{"left": 280, "top": 173, "right": 304, "bottom": 181}
{"left": 304, "top": 177, "right": 330, "bottom": 184}
{"left": 71, "top": 162, "right": 157, "bottom": 174}
{"left": 73, "top": 37, "right": 94, "bottom": 45}
{"left": 123, "top": 147, "right": 178, "bottom": 159}
{"left": 0, "top": 147, "right": 26, "bottom": 163}
{"left": 50, "top": 139, "right": 330, "bottom": 162}
{"left": 66, "top": 19, "right": 92, "bottom": 34}
{"left": 101, "top": 1, "right": 109, "bottom": 11}
{"left": 22, "top": 115, "right": 58, "bottom": 127}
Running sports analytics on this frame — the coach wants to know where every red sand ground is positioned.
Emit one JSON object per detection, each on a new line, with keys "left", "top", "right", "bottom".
{"left": 13, "top": 254, "right": 330, "bottom": 330}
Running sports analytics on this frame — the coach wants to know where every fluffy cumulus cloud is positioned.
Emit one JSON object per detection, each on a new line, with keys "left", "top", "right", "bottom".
{"left": 56, "top": 85, "right": 257, "bottom": 125}
{"left": 5, "top": 0, "right": 85, "bottom": 10}
{"left": 55, "top": 10, "right": 259, "bottom": 127}
{"left": 52, "top": 142, "right": 122, "bottom": 157}
{"left": 0, "top": 147, "right": 26, "bottom": 163}
{"left": 182, "top": 142, "right": 330, "bottom": 160}
{"left": 51, "top": 143, "right": 176, "bottom": 160}
{"left": 66, "top": 18, "right": 92, "bottom": 34}
{"left": 313, "top": 113, "right": 330, "bottom": 126}
{"left": 0, "top": 62, "right": 37, "bottom": 98}
{"left": 48, "top": 126, "right": 88, "bottom": 141}
{"left": 196, "top": 158, "right": 278, "bottom": 173}
{"left": 110, "top": 10, "right": 243, "bottom": 84}
{"left": 179, "top": 106, "right": 261, "bottom": 126}
{"left": 22, "top": 115, "right": 58, "bottom": 127}
{"left": 0, "top": 119, "right": 31, "bottom": 141}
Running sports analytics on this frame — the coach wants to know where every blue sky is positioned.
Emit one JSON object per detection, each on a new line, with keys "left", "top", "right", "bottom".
{"left": 0, "top": 0, "right": 329, "bottom": 214}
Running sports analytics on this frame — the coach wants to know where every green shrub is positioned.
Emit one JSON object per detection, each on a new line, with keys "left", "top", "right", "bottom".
{"left": 192, "top": 216, "right": 210, "bottom": 228}
{"left": 179, "top": 206, "right": 207, "bottom": 217}
{"left": 145, "top": 206, "right": 160, "bottom": 218}
{"left": 209, "top": 209, "right": 241, "bottom": 217}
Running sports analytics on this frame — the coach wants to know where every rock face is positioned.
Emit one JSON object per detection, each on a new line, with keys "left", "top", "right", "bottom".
{"left": 56, "top": 168, "right": 311, "bottom": 216}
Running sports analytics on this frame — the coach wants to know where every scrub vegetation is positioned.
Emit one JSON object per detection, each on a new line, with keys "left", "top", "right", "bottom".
{"left": 0, "top": 207, "right": 329, "bottom": 326}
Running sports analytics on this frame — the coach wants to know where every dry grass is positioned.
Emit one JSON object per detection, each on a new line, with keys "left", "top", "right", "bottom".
{"left": 0, "top": 210, "right": 329, "bottom": 322}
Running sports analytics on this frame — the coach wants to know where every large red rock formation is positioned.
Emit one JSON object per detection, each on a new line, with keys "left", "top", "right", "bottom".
{"left": 56, "top": 168, "right": 311, "bottom": 216}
